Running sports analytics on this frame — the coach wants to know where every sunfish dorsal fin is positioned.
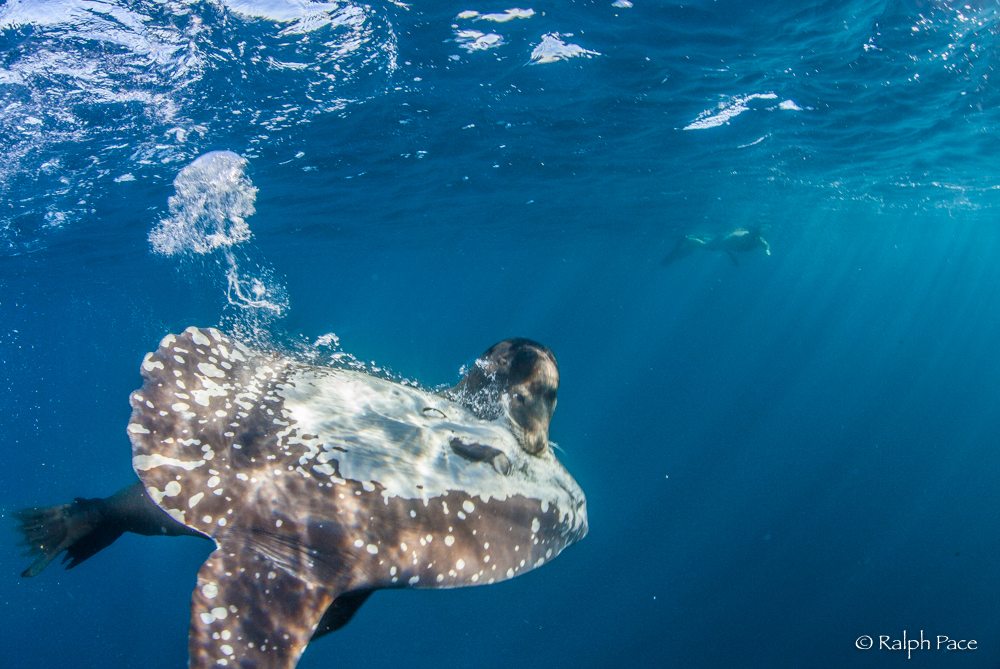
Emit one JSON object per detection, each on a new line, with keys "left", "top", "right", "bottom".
{"left": 190, "top": 545, "right": 336, "bottom": 669}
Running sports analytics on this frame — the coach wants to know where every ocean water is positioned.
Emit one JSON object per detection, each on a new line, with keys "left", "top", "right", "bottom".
{"left": 2, "top": 0, "right": 999, "bottom": 666}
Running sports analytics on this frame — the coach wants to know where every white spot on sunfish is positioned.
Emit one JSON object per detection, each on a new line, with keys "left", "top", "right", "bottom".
{"left": 211, "top": 607, "right": 228, "bottom": 620}
{"left": 171, "top": 402, "right": 190, "bottom": 412}
{"left": 354, "top": 539, "right": 364, "bottom": 548}
{"left": 164, "top": 481, "right": 181, "bottom": 497}
{"left": 366, "top": 544, "right": 378, "bottom": 554}
{"left": 128, "top": 423, "right": 150, "bottom": 434}
{"left": 462, "top": 500, "right": 475, "bottom": 514}
{"left": 531, "top": 517, "right": 541, "bottom": 534}
{"left": 408, "top": 575, "right": 419, "bottom": 585}
{"left": 189, "top": 329, "right": 211, "bottom": 346}
{"left": 188, "top": 492, "right": 204, "bottom": 508}
{"left": 202, "top": 583, "right": 219, "bottom": 599}
{"left": 506, "top": 568, "right": 514, "bottom": 578}
{"left": 221, "top": 644, "right": 233, "bottom": 656}
{"left": 198, "top": 362, "right": 226, "bottom": 378}
{"left": 445, "top": 535, "right": 455, "bottom": 546}
{"left": 134, "top": 454, "right": 206, "bottom": 471}
{"left": 207, "top": 476, "right": 220, "bottom": 488}
{"left": 142, "top": 354, "right": 164, "bottom": 371}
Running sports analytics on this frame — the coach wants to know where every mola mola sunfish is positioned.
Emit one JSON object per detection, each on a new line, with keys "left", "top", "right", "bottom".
{"left": 15, "top": 327, "right": 588, "bottom": 668}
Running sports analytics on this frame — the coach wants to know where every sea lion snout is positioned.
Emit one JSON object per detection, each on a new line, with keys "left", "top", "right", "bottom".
{"left": 504, "top": 356, "right": 559, "bottom": 455}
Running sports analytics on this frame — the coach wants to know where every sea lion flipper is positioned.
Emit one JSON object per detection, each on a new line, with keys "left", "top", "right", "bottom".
{"left": 189, "top": 546, "right": 337, "bottom": 669}
{"left": 14, "top": 497, "right": 123, "bottom": 577}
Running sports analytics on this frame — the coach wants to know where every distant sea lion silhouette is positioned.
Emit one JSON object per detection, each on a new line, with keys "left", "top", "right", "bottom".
{"left": 15, "top": 328, "right": 587, "bottom": 669}
{"left": 662, "top": 225, "right": 771, "bottom": 267}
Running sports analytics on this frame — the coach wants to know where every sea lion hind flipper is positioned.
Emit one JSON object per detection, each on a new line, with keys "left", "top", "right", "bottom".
{"left": 15, "top": 482, "right": 205, "bottom": 577}
{"left": 14, "top": 497, "right": 115, "bottom": 577}
{"left": 189, "top": 545, "right": 337, "bottom": 669}
{"left": 661, "top": 236, "right": 698, "bottom": 266}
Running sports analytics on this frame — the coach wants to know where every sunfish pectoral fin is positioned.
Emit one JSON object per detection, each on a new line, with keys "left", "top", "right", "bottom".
{"left": 189, "top": 546, "right": 337, "bottom": 669}
{"left": 311, "top": 589, "right": 375, "bottom": 640}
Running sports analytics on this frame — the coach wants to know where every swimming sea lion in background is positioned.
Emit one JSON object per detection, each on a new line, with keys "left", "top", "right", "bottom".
{"left": 15, "top": 328, "right": 587, "bottom": 669}
{"left": 662, "top": 225, "right": 771, "bottom": 267}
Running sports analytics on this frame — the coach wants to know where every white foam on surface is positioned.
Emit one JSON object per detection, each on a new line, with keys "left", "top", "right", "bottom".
{"left": 457, "top": 8, "right": 534, "bottom": 21}
{"left": 684, "top": 93, "right": 778, "bottom": 130}
{"left": 530, "top": 33, "right": 600, "bottom": 64}
{"left": 456, "top": 30, "right": 504, "bottom": 52}
{"left": 224, "top": 0, "right": 366, "bottom": 35}
{"left": 480, "top": 8, "right": 534, "bottom": 22}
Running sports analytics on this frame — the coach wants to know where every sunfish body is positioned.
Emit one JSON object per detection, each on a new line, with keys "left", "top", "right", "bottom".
{"left": 16, "top": 328, "right": 587, "bottom": 669}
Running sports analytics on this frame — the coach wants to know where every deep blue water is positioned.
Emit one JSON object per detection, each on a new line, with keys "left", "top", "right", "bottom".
{"left": 3, "top": 0, "right": 1000, "bottom": 666}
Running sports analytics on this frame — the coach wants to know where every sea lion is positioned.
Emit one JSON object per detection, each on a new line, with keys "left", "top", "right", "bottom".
{"left": 15, "top": 328, "right": 587, "bottom": 668}
{"left": 443, "top": 338, "right": 559, "bottom": 456}
{"left": 662, "top": 225, "right": 771, "bottom": 266}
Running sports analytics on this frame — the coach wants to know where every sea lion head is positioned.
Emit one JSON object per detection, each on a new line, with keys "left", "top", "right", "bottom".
{"left": 449, "top": 338, "right": 559, "bottom": 455}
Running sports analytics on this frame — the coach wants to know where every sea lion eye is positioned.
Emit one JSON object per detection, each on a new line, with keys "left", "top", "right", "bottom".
{"left": 513, "top": 393, "right": 525, "bottom": 404}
